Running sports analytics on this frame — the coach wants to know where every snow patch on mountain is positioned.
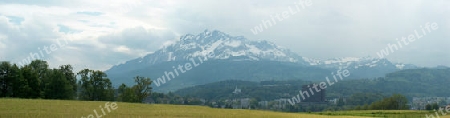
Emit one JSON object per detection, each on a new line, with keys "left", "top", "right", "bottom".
{"left": 107, "top": 29, "right": 418, "bottom": 74}
{"left": 107, "top": 30, "right": 308, "bottom": 71}
{"left": 302, "top": 56, "right": 415, "bottom": 70}
{"left": 224, "top": 40, "right": 242, "bottom": 47}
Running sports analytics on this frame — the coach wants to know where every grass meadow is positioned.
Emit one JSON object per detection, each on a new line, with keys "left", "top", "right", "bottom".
{"left": 315, "top": 110, "right": 448, "bottom": 118}
{"left": 0, "top": 98, "right": 365, "bottom": 118}
{"left": 0, "top": 98, "right": 445, "bottom": 118}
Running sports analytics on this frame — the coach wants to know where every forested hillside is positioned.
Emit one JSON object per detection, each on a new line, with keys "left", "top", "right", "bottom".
{"left": 175, "top": 68, "right": 450, "bottom": 103}
{"left": 108, "top": 60, "right": 331, "bottom": 92}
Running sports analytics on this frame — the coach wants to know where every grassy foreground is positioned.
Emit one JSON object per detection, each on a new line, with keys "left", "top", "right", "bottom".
{"left": 0, "top": 98, "right": 366, "bottom": 118}
{"left": 315, "top": 110, "right": 449, "bottom": 118}
{"left": 0, "top": 98, "right": 446, "bottom": 118}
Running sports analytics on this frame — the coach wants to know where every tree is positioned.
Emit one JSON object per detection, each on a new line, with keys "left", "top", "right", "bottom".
{"left": 391, "top": 94, "right": 409, "bottom": 110}
{"left": 363, "top": 104, "right": 369, "bottom": 110}
{"left": 59, "top": 65, "right": 77, "bottom": 98}
{"left": 0, "top": 60, "right": 105, "bottom": 101}
{"left": 20, "top": 65, "right": 41, "bottom": 98}
{"left": 43, "top": 69, "right": 73, "bottom": 99}
{"left": 28, "top": 60, "right": 49, "bottom": 97}
{"left": 369, "top": 94, "right": 409, "bottom": 110}
{"left": 249, "top": 98, "right": 259, "bottom": 109}
{"left": 432, "top": 103, "right": 439, "bottom": 110}
{"left": 0, "top": 62, "right": 13, "bottom": 97}
{"left": 9, "top": 64, "right": 28, "bottom": 98}
{"left": 133, "top": 76, "right": 152, "bottom": 102}
{"left": 77, "top": 69, "right": 114, "bottom": 101}
{"left": 118, "top": 76, "right": 153, "bottom": 103}
{"left": 118, "top": 83, "right": 138, "bottom": 102}
{"left": 354, "top": 105, "right": 361, "bottom": 110}
{"left": 425, "top": 104, "right": 432, "bottom": 110}
{"left": 337, "top": 97, "right": 345, "bottom": 106}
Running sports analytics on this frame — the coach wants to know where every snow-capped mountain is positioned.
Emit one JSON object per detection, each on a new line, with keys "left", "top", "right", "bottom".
{"left": 106, "top": 29, "right": 419, "bottom": 92}
{"left": 108, "top": 30, "right": 307, "bottom": 72}
{"left": 108, "top": 29, "right": 418, "bottom": 74}
{"left": 302, "top": 56, "right": 419, "bottom": 70}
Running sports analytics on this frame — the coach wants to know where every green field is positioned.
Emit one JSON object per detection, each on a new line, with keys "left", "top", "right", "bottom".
{"left": 0, "top": 98, "right": 444, "bottom": 118}
{"left": 315, "top": 110, "right": 447, "bottom": 118}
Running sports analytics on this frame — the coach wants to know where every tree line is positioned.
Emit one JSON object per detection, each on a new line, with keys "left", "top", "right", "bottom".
{"left": 354, "top": 94, "right": 409, "bottom": 110}
{"left": 0, "top": 60, "right": 152, "bottom": 103}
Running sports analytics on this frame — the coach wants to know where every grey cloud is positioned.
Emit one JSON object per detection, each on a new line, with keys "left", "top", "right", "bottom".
{"left": 0, "top": 16, "right": 60, "bottom": 62}
{"left": 163, "top": 0, "right": 449, "bottom": 67}
{"left": 98, "top": 27, "right": 176, "bottom": 51}
{"left": 1, "top": 0, "right": 449, "bottom": 69}
{"left": 0, "top": 0, "right": 67, "bottom": 6}
{"left": 75, "top": 11, "right": 103, "bottom": 16}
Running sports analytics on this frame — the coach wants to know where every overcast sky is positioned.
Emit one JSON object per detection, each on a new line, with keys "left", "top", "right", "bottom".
{"left": 0, "top": 0, "right": 448, "bottom": 72}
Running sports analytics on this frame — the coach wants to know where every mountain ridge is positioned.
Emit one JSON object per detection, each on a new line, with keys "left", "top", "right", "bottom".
{"left": 105, "top": 29, "right": 422, "bottom": 92}
{"left": 108, "top": 30, "right": 418, "bottom": 72}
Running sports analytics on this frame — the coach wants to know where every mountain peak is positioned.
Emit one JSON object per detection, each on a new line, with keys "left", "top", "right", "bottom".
{"left": 106, "top": 30, "right": 418, "bottom": 78}
{"left": 105, "top": 30, "right": 421, "bottom": 90}
{"left": 108, "top": 30, "right": 307, "bottom": 71}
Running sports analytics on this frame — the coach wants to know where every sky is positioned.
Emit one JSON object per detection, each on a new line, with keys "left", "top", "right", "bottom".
{"left": 0, "top": 0, "right": 448, "bottom": 72}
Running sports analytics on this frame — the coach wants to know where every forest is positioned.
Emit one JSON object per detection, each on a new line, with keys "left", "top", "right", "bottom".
{"left": 0, "top": 60, "right": 152, "bottom": 103}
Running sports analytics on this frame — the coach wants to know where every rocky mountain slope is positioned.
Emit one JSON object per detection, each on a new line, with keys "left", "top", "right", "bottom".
{"left": 106, "top": 30, "right": 419, "bottom": 92}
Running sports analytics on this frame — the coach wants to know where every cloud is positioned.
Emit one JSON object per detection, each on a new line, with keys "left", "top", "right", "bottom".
{"left": 57, "top": 24, "right": 81, "bottom": 33}
{"left": 0, "top": 1, "right": 177, "bottom": 71}
{"left": 0, "top": 0, "right": 448, "bottom": 71}
{"left": 76, "top": 11, "right": 103, "bottom": 16}
{"left": 0, "top": 34, "right": 6, "bottom": 50}
{"left": 0, "top": 0, "right": 65, "bottom": 6}
{"left": 98, "top": 27, "right": 176, "bottom": 53}
{"left": 94, "top": 27, "right": 178, "bottom": 69}
{"left": 5, "top": 16, "right": 24, "bottom": 25}
{"left": 0, "top": 14, "right": 60, "bottom": 61}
